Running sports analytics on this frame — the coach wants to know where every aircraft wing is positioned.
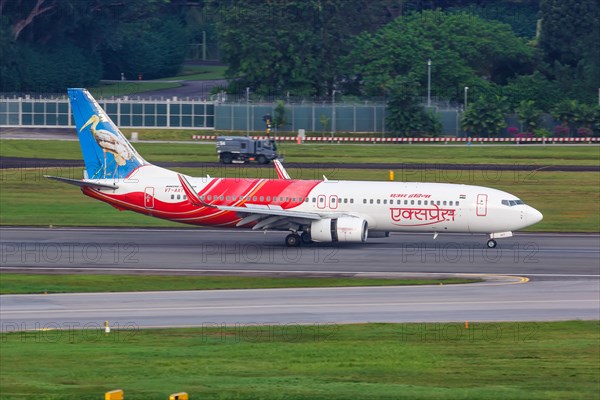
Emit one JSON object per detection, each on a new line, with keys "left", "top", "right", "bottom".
{"left": 178, "top": 173, "right": 346, "bottom": 230}
{"left": 216, "top": 204, "right": 323, "bottom": 220}
{"left": 216, "top": 204, "right": 344, "bottom": 230}
{"left": 45, "top": 175, "right": 119, "bottom": 190}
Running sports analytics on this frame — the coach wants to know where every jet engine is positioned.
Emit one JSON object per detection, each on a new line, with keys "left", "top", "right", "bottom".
{"left": 311, "top": 217, "right": 368, "bottom": 243}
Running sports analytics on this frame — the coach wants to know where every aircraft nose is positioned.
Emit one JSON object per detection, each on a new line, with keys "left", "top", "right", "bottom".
{"left": 526, "top": 206, "right": 543, "bottom": 226}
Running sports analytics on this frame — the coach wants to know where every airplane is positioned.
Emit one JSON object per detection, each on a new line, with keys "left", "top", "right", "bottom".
{"left": 46, "top": 88, "right": 543, "bottom": 248}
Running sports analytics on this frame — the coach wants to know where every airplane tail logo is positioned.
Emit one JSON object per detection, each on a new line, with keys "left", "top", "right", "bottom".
{"left": 68, "top": 88, "right": 146, "bottom": 179}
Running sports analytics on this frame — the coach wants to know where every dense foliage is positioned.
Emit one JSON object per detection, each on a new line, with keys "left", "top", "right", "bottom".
{"left": 345, "top": 10, "right": 536, "bottom": 99}
{"left": 538, "top": 0, "right": 600, "bottom": 104}
{"left": 213, "top": 0, "right": 403, "bottom": 96}
{"left": 1, "top": 0, "right": 598, "bottom": 135}
{"left": 0, "top": 0, "right": 188, "bottom": 92}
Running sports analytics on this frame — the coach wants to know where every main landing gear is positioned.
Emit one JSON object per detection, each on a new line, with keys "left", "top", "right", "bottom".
{"left": 486, "top": 239, "right": 497, "bottom": 248}
{"left": 285, "top": 231, "right": 313, "bottom": 247}
{"left": 285, "top": 233, "right": 300, "bottom": 247}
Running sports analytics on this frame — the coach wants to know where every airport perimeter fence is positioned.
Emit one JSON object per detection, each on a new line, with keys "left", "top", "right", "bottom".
{"left": 0, "top": 95, "right": 215, "bottom": 129}
{"left": 0, "top": 94, "right": 464, "bottom": 135}
{"left": 3, "top": 94, "right": 589, "bottom": 139}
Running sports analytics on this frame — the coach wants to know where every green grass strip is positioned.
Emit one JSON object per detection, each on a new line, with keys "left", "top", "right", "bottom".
{"left": 0, "top": 321, "right": 597, "bottom": 399}
{"left": 0, "top": 273, "right": 479, "bottom": 294}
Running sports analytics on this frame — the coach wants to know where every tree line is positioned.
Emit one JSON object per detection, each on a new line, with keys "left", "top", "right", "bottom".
{"left": 0, "top": 0, "right": 189, "bottom": 92}
{"left": 1, "top": 0, "right": 598, "bottom": 136}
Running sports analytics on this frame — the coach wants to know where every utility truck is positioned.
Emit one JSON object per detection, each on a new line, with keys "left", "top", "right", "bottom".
{"left": 216, "top": 136, "right": 281, "bottom": 164}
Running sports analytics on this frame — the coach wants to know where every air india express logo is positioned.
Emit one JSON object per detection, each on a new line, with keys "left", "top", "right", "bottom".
{"left": 390, "top": 205, "right": 456, "bottom": 227}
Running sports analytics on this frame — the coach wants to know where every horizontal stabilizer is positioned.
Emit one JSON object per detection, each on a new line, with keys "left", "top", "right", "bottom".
{"left": 44, "top": 175, "right": 119, "bottom": 190}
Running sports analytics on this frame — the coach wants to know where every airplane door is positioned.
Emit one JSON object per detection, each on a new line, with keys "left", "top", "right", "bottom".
{"left": 476, "top": 194, "right": 487, "bottom": 216}
{"left": 329, "top": 195, "right": 338, "bottom": 209}
{"left": 317, "top": 195, "right": 326, "bottom": 209}
{"left": 144, "top": 187, "right": 155, "bottom": 209}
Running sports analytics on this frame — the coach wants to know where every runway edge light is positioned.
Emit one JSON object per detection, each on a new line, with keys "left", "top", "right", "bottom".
{"left": 169, "top": 392, "right": 189, "bottom": 400}
{"left": 105, "top": 389, "right": 123, "bottom": 400}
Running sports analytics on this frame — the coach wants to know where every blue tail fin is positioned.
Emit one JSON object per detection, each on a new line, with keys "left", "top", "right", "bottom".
{"left": 68, "top": 88, "right": 146, "bottom": 179}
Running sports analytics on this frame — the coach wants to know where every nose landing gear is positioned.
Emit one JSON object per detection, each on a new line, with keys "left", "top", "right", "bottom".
{"left": 486, "top": 239, "right": 497, "bottom": 249}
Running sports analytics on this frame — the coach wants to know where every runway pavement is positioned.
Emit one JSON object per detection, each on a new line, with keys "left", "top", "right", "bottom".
{"left": 1, "top": 228, "right": 599, "bottom": 329}
{"left": 1, "top": 228, "right": 598, "bottom": 277}
{"left": 2, "top": 278, "right": 598, "bottom": 329}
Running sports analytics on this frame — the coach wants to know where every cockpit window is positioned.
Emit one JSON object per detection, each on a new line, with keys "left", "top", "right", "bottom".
{"left": 502, "top": 199, "right": 524, "bottom": 207}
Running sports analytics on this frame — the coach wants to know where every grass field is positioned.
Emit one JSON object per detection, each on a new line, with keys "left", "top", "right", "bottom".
{"left": 88, "top": 81, "right": 182, "bottom": 98}
{"left": 0, "top": 274, "right": 479, "bottom": 295}
{"left": 1, "top": 166, "right": 598, "bottom": 231}
{"left": 86, "top": 65, "right": 227, "bottom": 98}
{"left": 0, "top": 321, "right": 598, "bottom": 399}
{"left": 157, "top": 65, "right": 227, "bottom": 81}
{"left": 1, "top": 139, "right": 600, "bottom": 166}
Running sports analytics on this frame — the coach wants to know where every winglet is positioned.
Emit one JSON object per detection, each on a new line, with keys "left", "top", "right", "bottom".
{"left": 274, "top": 159, "right": 291, "bottom": 180}
{"left": 177, "top": 174, "right": 209, "bottom": 207}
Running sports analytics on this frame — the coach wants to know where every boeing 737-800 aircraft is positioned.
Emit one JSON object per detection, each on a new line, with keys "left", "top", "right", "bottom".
{"left": 47, "top": 89, "right": 543, "bottom": 248}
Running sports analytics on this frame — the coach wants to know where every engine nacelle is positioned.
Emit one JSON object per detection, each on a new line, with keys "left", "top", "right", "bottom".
{"left": 367, "top": 231, "right": 390, "bottom": 238}
{"left": 311, "top": 217, "right": 368, "bottom": 243}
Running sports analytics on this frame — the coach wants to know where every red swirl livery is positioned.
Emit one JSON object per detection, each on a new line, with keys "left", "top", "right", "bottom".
{"left": 46, "top": 89, "right": 543, "bottom": 248}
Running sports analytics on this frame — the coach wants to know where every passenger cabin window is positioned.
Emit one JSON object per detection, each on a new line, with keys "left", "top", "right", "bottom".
{"left": 350, "top": 199, "right": 354, "bottom": 204}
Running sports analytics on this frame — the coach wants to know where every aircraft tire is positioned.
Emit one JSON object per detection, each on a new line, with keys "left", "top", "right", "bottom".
{"left": 286, "top": 233, "right": 301, "bottom": 247}
{"left": 300, "top": 231, "right": 313, "bottom": 244}
{"left": 487, "top": 239, "right": 497, "bottom": 248}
